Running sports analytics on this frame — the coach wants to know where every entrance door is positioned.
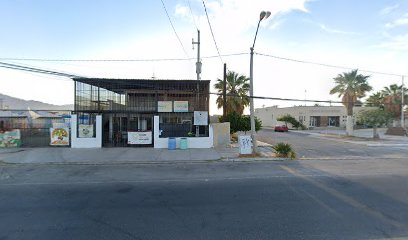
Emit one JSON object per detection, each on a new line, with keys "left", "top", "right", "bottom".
{"left": 102, "top": 113, "right": 154, "bottom": 147}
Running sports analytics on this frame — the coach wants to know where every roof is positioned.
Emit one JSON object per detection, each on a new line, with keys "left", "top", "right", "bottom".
{"left": 73, "top": 78, "right": 211, "bottom": 94}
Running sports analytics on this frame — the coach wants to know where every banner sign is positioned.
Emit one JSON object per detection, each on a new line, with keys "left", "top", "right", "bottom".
{"left": 174, "top": 101, "right": 188, "bottom": 112}
{"left": 128, "top": 131, "right": 152, "bottom": 144}
{"left": 158, "top": 101, "right": 173, "bottom": 112}
{"left": 50, "top": 128, "right": 70, "bottom": 146}
{"left": 194, "top": 111, "right": 208, "bottom": 125}
{"left": 79, "top": 124, "right": 94, "bottom": 138}
{"left": 0, "top": 130, "right": 21, "bottom": 147}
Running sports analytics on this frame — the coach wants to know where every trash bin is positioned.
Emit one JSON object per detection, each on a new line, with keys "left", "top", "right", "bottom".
{"left": 168, "top": 137, "right": 176, "bottom": 150}
{"left": 180, "top": 137, "right": 188, "bottom": 150}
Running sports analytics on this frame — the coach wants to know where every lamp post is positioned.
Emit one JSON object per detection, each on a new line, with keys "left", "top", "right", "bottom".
{"left": 250, "top": 11, "right": 270, "bottom": 154}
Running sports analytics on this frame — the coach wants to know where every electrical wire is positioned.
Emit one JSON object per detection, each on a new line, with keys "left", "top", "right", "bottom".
{"left": 209, "top": 92, "right": 405, "bottom": 106}
{"left": 187, "top": 0, "right": 198, "bottom": 30}
{"left": 0, "top": 61, "right": 83, "bottom": 79}
{"left": 256, "top": 52, "right": 406, "bottom": 77}
{"left": 201, "top": 0, "right": 223, "bottom": 64}
{"left": 0, "top": 53, "right": 248, "bottom": 62}
{"left": 160, "top": 0, "right": 191, "bottom": 60}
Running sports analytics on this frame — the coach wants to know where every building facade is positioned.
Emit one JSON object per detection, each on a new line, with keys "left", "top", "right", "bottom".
{"left": 73, "top": 78, "right": 210, "bottom": 147}
{"left": 255, "top": 106, "right": 377, "bottom": 128}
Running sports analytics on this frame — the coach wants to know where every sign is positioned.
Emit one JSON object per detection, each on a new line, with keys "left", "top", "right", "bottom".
{"left": 238, "top": 135, "right": 252, "bottom": 154}
{"left": 174, "top": 101, "right": 188, "bottom": 112}
{"left": 194, "top": 111, "right": 208, "bottom": 125}
{"left": 158, "top": 101, "right": 173, "bottom": 112}
{"left": 128, "top": 131, "right": 152, "bottom": 144}
{"left": 0, "top": 130, "right": 21, "bottom": 147}
{"left": 79, "top": 124, "right": 94, "bottom": 138}
{"left": 50, "top": 128, "right": 70, "bottom": 146}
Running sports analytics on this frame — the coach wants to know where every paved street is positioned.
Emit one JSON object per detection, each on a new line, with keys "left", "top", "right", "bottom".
{"left": 257, "top": 128, "right": 408, "bottom": 159}
{"left": 1, "top": 158, "right": 408, "bottom": 240}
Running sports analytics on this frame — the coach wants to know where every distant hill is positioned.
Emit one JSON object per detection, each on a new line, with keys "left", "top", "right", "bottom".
{"left": 0, "top": 93, "right": 73, "bottom": 110}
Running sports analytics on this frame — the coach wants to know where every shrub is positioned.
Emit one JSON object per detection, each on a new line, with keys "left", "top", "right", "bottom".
{"left": 221, "top": 112, "right": 262, "bottom": 134}
{"left": 272, "top": 142, "right": 296, "bottom": 159}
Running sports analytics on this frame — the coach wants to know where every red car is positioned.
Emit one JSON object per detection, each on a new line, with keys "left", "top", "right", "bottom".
{"left": 274, "top": 125, "right": 289, "bottom": 132}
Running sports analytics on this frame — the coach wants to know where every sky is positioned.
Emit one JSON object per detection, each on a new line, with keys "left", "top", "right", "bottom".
{"left": 0, "top": 0, "right": 407, "bottom": 114}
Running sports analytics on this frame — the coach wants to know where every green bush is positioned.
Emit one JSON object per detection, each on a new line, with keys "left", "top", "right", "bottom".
{"left": 276, "top": 114, "right": 305, "bottom": 130}
{"left": 221, "top": 112, "right": 262, "bottom": 134}
{"left": 272, "top": 142, "right": 296, "bottom": 159}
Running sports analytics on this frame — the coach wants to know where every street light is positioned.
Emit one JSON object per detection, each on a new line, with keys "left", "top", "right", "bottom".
{"left": 250, "top": 11, "right": 270, "bottom": 154}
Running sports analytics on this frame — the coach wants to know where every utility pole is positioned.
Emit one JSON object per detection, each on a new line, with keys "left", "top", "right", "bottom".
{"left": 192, "top": 30, "right": 202, "bottom": 137}
{"left": 223, "top": 63, "right": 227, "bottom": 121}
{"left": 402, "top": 75, "right": 405, "bottom": 128}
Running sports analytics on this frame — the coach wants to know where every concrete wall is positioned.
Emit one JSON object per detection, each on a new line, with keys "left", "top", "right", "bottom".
{"left": 255, "top": 106, "right": 378, "bottom": 128}
{"left": 71, "top": 115, "right": 102, "bottom": 148}
{"left": 153, "top": 116, "right": 213, "bottom": 148}
{"left": 212, "top": 122, "right": 230, "bottom": 148}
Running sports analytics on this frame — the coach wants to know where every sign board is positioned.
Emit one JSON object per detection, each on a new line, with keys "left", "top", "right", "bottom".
{"left": 194, "top": 111, "right": 208, "bottom": 125}
{"left": 79, "top": 124, "right": 94, "bottom": 138}
{"left": 158, "top": 101, "right": 173, "bottom": 112}
{"left": 238, "top": 135, "right": 252, "bottom": 154}
{"left": 128, "top": 131, "right": 152, "bottom": 144}
{"left": 0, "top": 130, "right": 21, "bottom": 147}
{"left": 174, "top": 101, "right": 188, "bottom": 112}
{"left": 50, "top": 128, "right": 70, "bottom": 146}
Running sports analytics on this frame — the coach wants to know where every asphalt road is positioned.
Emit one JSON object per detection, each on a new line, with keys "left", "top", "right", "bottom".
{"left": 257, "top": 129, "right": 408, "bottom": 159}
{"left": 1, "top": 159, "right": 408, "bottom": 240}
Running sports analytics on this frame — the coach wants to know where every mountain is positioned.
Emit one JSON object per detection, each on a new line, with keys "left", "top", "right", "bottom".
{"left": 0, "top": 93, "right": 73, "bottom": 110}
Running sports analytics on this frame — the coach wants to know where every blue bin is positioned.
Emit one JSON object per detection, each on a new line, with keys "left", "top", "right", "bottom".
{"left": 168, "top": 137, "right": 176, "bottom": 150}
{"left": 180, "top": 138, "right": 188, "bottom": 150}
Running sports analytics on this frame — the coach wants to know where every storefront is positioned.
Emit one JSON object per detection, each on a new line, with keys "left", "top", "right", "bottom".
{"left": 73, "top": 78, "right": 210, "bottom": 147}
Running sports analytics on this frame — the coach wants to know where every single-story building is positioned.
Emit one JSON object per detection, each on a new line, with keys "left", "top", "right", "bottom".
{"left": 255, "top": 106, "right": 378, "bottom": 129}
{"left": 72, "top": 78, "right": 213, "bottom": 148}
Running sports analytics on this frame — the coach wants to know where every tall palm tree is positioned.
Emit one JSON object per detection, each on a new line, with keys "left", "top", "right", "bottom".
{"left": 365, "top": 91, "right": 384, "bottom": 107}
{"left": 330, "top": 69, "right": 372, "bottom": 135}
{"left": 381, "top": 84, "right": 408, "bottom": 119}
{"left": 214, "top": 71, "right": 250, "bottom": 116}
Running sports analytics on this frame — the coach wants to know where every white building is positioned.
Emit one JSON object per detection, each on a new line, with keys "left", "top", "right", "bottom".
{"left": 255, "top": 106, "right": 377, "bottom": 128}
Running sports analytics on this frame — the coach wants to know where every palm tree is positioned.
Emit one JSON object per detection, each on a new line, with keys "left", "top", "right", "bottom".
{"left": 381, "top": 84, "right": 408, "bottom": 119}
{"left": 330, "top": 69, "right": 372, "bottom": 135}
{"left": 214, "top": 71, "right": 250, "bottom": 116}
{"left": 365, "top": 91, "right": 384, "bottom": 107}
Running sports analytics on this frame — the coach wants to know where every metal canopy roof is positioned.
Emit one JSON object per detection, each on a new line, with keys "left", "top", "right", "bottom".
{"left": 73, "top": 78, "right": 210, "bottom": 94}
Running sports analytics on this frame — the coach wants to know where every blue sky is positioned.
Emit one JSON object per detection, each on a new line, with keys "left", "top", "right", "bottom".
{"left": 0, "top": 0, "right": 407, "bottom": 113}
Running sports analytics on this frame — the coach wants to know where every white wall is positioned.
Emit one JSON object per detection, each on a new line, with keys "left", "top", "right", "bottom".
{"left": 71, "top": 115, "right": 102, "bottom": 148}
{"left": 255, "top": 106, "right": 377, "bottom": 128}
{"left": 153, "top": 115, "right": 213, "bottom": 148}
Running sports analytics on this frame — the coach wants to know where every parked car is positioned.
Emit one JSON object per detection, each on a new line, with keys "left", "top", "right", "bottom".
{"left": 274, "top": 125, "right": 289, "bottom": 132}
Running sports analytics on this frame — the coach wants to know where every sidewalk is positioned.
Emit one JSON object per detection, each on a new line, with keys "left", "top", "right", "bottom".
{"left": 292, "top": 128, "right": 408, "bottom": 146}
{"left": 0, "top": 148, "right": 222, "bottom": 165}
{"left": 0, "top": 140, "right": 277, "bottom": 165}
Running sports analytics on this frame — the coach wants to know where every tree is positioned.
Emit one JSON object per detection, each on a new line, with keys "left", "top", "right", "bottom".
{"left": 224, "top": 112, "right": 262, "bottom": 134}
{"left": 330, "top": 69, "right": 372, "bottom": 136}
{"left": 214, "top": 71, "right": 250, "bottom": 116}
{"left": 358, "top": 109, "right": 393, "bottom": 138}
{"left": 381, "top": 84, "right": 408, "bottom": 119}
{"left": 277, "top": 114, "right": 305, "bottom": 130}
{"left": 365, "top": 91, "right": 384, "bottom": 108}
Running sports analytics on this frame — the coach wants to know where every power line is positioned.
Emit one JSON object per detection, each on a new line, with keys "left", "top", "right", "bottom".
{"left": 0, "top": 61, "right": 83, "bottom": 79}
{"left": 187, "top": 0, "right": 198, "bottom": 30}
{"left": 160, "top": 0, "right": 191, "bottom": 60}
{"left": 256, "top": 52, "right": 406, "bottom": 77}
{"left": 201, "top": 0, "right": 223, "bottom": 64}
{"left": 209, "top": 92, "right": 404, "bottom": 106}
{"left": 0, "top": 53, "right": 248, "bottom": 62}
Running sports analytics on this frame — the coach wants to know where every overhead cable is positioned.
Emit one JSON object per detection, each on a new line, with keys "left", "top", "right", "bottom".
{"left": 256, "top": 52, "right": 406, "bottom": 77}
{"left": 160, "top": 0, "right": 191, "bottom": 60}
{"left": 201, "top": 0, "right": 223, "bottom": 64}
